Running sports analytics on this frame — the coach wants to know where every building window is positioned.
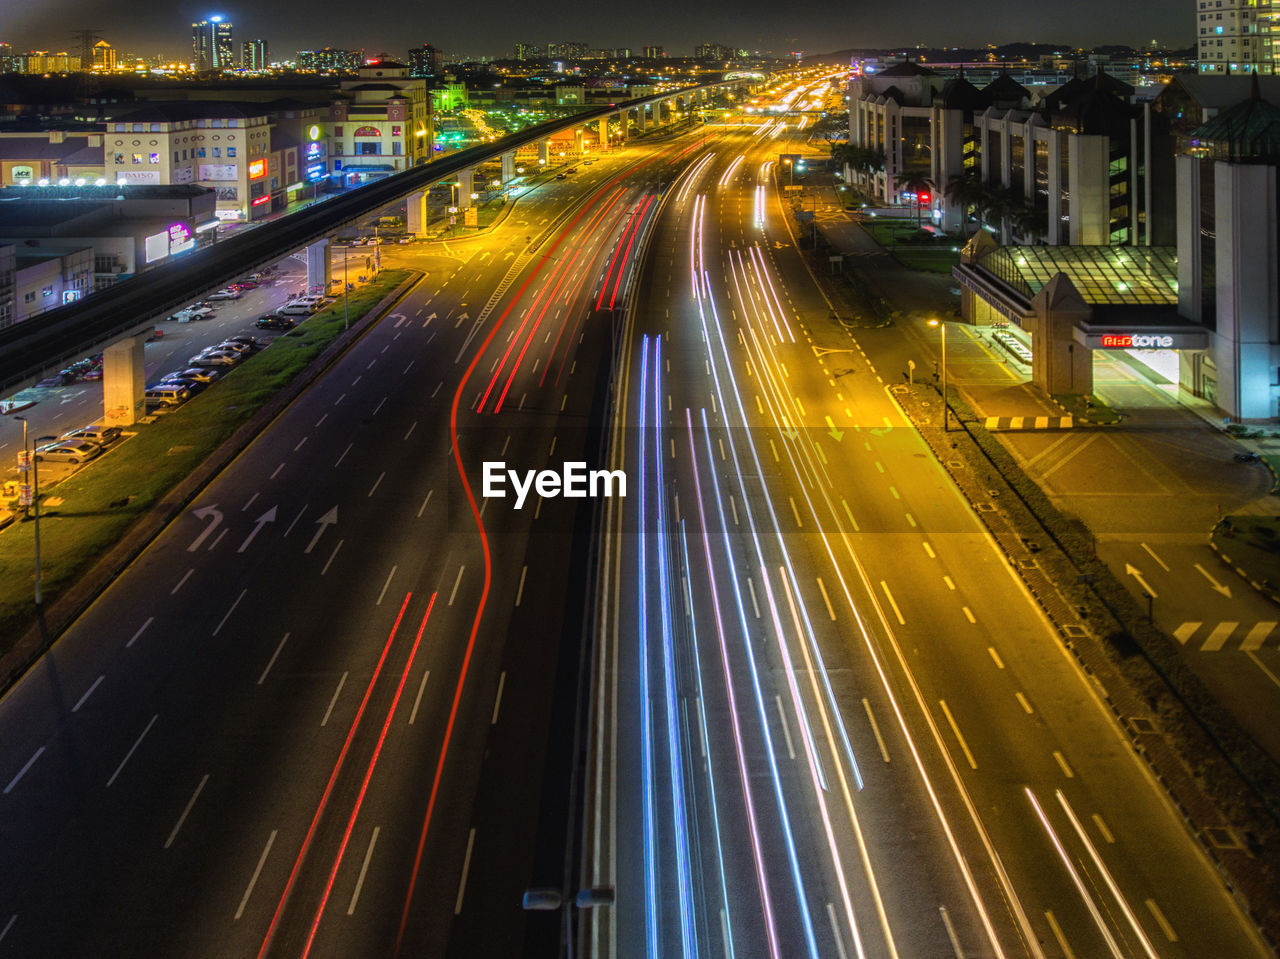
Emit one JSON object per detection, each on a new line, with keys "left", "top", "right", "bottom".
{"left": 174, "top": 151, "right": 179, "bottom": 163}
{"left": 210, "top": 119, "right": 222, "bottom": 128}
{"left": 23, "top": 292, "right": 35, "bottom": 304}
{"left": 132, "top": 123, "right": 144, "bottom": 132}
{"left": 335, "top": 126, "right": 343, "bottom": 137}
{"left": 228, "top": 119, "right": 238, "bottom": 127}
{"left": 42, "top": 286, "right": 53, "bottom": 297}
{"left": 150, "top": 123, "right": 161, "bottom": 132}
{"left": 392, "top": 125, "right": 402, "bottom": 136}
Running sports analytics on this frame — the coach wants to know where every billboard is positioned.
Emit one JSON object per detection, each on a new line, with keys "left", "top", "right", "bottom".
{"left": 199, "top": 163, "right": 237, "bottom": 182}
{"left": 248, "top": 159, "right": 267, "bottom": 180}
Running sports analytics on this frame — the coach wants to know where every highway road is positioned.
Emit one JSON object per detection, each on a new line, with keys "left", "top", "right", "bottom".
{"left": 0, "top": 131, "right": 708, "bottom": 958}
{"left": 587, "top": 107, "right": 1273, "bottom": 959}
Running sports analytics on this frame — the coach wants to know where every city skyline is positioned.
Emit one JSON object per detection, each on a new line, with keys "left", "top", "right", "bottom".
{"left": 4, "top": 1, "right": 1194, "bottom": 63}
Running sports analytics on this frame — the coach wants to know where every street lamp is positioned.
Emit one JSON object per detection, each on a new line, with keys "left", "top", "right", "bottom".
{"left": 13, "top": 416, "right": 55, "bottom": 605}
{"left": 928, "top": 319, "right": 948, "bottom": 431}
{"left": 783, "top": 158, "right": 793, "bottom": 186}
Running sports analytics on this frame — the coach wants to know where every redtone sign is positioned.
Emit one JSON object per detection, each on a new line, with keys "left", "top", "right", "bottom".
{"left": 1100, "top": 333, "right": 1174, "bottom": 348}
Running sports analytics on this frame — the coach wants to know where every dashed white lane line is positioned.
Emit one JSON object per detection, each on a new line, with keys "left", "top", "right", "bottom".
{"left": 404, "top": 421, "right": 417, "bottom": 441}
{"left": 1015, "top": 692, "right": 1034, "bottom": 714}
{"left": 270, "top": 462, "right": 285, "bottom": 480}
{"left": 862, "top": 698, "right": 890, "bottom": 763}
{"left": 164, "top": 774, "right": 209, "bottom": 849}
{"left": 72, "top": 675, "right": 106, "bottom": 712}
{"left": 1052, "top": 750, "right": 1075, "bottom": 778}
{"left": 376, "top": 566, "right": 397, "bottom": 606}
{"left": 922, "top": 542, "right": 935, "bottom": 558}
{"left": 417, "top": 490, "right": 433, "bottom": 518}
{"left": 107, "top": 714, "right": 158, "bottom": 787}
{"left": 4, "top": 747, "right": 45, "bottom": 794}
{"left": 368, "top": 472, "right": 385, "bottom": 497}
{"left": 347, "top": 826, "right": 381, "bottom": 915}
{"left": 127, "top": 616, "right": 154, "bottom": 648}
{"left": 962, "top": 606, "right": 976, "bottom": 624}
{"left": 515, "top": 566, "right": 528, "bottom": 607}
{"left": 815, "top": 577, "right": 836, "bottom": 621}
{"left": 408, "top": 670, "right": 430, "bottom": 725}
{"left": 1044, "top": 911, "right": 1077, "bottom": 959}
{"left": 775, "top": 695, "right": 796, "bottom": 759}
{"left": 0, "top": 914, "right": 14, "bottom": 945}
{"left": 491, "top": 672, "right": 507, "bottom": 725}
{"left": 321, "top": 540, "right": 343, "bottom": 576}
{"left": 879, "top": 580, "right": 905, "bottom": 624}
{"left": 1145, "top": 899, "right": 1178, "bottom": 942}
{"left": 257, "top": 633, "right": 290, "bottom": 685}
{"left": 448, "top": 565, "right": 466, "bottom": 606}
{"left": 335, "top": 443, "right": 353, "bottom": 467}
{"left": 939, "top": 700, "right": 977, "bottom": 770}
{"left": 943, "top": 575, "right": 956, "bottom": 590}
{"left": 235, "top": 830, "right": 278, "bottom": 920}
{"left": 322, "top": 673, "right": 348, "bottom": 726}
{"left": 171, "top": 569, "right": 194, "bottom": 595}
{"left": 454, "top": 827, "right": 477, "bottom": 915}
{"left": 1092, "top": 813, "right": 1115, "bottom": 844}
{"left": 213, "top": 589, "right": 247, "bottom": 637}
{"left": 987, "top": 647, "right": 1005, "bottom": 669}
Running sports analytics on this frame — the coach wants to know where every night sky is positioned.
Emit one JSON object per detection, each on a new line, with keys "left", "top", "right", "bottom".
{"left": 6, "top": 0, "right": 1190, "bottom": 60}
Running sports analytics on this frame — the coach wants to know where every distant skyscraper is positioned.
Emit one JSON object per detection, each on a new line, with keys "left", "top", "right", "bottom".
{"left": 192, "top": 16, "right": 233, "bottom": 72}
{"left": 694, "top": 42, "right": 733, "bottom": 60}
{"left": 643, "top": 45, "right": 663, "bottom": 59}
{"left": 547, "top": 41, "right": 588, "bottom": 60}
{"left": 1197, "top": 0, "right": 1273, "bottom": 73}
{"left": 296, "top": 47, "right": 362, "bottom": 73}
{"left": 241, "top": 38, "right": 268, "bottom": 70}
{"left": 408, "top": 43, "right": 444, "bottom": 77}
{"left": 514, "top": 42, "right": 542, "bottom": 61}
{"left": 91, "top": 39, "right": 116, "bottom": 71}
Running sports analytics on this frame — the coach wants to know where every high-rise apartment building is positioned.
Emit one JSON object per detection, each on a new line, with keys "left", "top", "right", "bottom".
{"left": 407, "top": 43, "right": 444, "bottom": 77}
{"left": 547, "top": 42, "right": 588, "bottom": 60}
{"left": 514, "top": 42, "right": 543, "bottom": 61}
{"left": 694, "top": 42, "right": 733, "bottom": 60}
{"left": 296, "top": 48, "right": 362, "bottom": 73}
{"left": 241, "top": 39, "right": 268, "bottom": 71}
{"left": 643, "top": 45, "right": 664, "bottom": 58}
{"left": 1196, "top": 0, "right": 1274, "bottom": 73}
{"left": 192, "top": 17, "right": 234, "bottom": 72}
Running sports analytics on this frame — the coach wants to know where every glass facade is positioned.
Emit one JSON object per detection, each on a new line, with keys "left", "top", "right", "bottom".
{"left": 977, "top": 245, "right": 1179, "bottom": 305}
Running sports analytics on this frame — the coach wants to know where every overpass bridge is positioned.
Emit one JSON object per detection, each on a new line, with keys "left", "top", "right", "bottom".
{"left": 0, "top": 78, "right": 751, "bottom": 425}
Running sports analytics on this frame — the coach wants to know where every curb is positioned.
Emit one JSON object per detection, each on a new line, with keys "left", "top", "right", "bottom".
{"left": 0, "top": 271, "right": 423, "bottom": 696}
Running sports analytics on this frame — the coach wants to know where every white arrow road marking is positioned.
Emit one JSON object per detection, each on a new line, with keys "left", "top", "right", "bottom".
{"left": 305, "top": 507, "right": 338, "bottom": 554}
{"left": 238, "top": 506, "right": 277, "bottom": 553}
{"left": 1194, "top": 563, "right": 1233, "bottom": 598}
{"left": 188, "top": 505, "right": 223, "bottom": 552}
{"left": 1124, "top": 563, "right": 1157, "bottom": 598}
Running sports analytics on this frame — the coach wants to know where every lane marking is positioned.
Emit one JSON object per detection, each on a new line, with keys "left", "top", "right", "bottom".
{"left": 321, "top": 672, "right": 348, "bottom": 726}
{"left": 939, "top": 905, "right": 965, "bottom": 959}
{"left": 939, "top": 700, "right": 977, "bottom": 770}
{"left": 213, "top": 588, "right": 247, "bottom": 637}
{"left": 171, "top": 569, "right": 194, "bottom": 595}
{"left": 454, "top": 827, "right": 477, "bottom": 915}
{"left": 1044, "top": 911, "right": 1076, "bottom": 959}
{"left": 107, "top": 714, "right": 158, "bottom": 787}
{"left": 962, "top": 606, "right": 976, "bottom": 624}
{"left": 236, "top": 830, "right": 278, "bottom": 920}
{"left": 515, "top": 566, "right": 528, "bottom": 607}
{"left": 879, "top": 580, "right": 905, "bottom": 624}
{"left": 1015, "top": 692, "right": 1034, "bottom": 715}
{"left": 862, "top": 698, "right": 890, "bottom": 763}
{"left": 1052, "top": 750, "right": 1075, "bottom": 778}
{"left": 448, "top": 565, "right": 466, "bottom": 606}
{"left": 1242, "top": 622, "right": 1275, "bottom": 652}
{"left": 826, "top": 902, "right": 851, "bottom": 959}
{"left": 1145, "top": 900, "right": 1177, "bottom": 942}
{"left": 1140, "top": 543, "right": 1170, "bottom": 572}
{"left": 347, "top": 826, "right": 381, "bottom": 915}
{"left": 0, "top": 915, "right": 14, "bottom": 945}
{"left": 368, "top": 472, "right": 385, "bottom": 497}
{"left": 1202, "top": 622, "right": 1238, "bottom": 652}
{"left": 409, "top": 670, "right": 430, "bottom": 725}
{"left": 987, "top": 647, "right": 1005, "bottom": 669}
{"left": 321, "top": 540, "right": 343, "bottom": 576}
{"left": 1092, "top": 813, "right": 1115, "bottom": 844}
{"left": 815, "top": 577, "right": 836, "bottom": 621}
{"left": 72, "top": 675, "right": 105, "bottom": 712}
{"left": 775, "top": 695, "right": 796, "bottom": 759}
{"left": 943, "top": 575, "right": 956, "bottom": 590}
{"left": 491, "top": 672, "right": 507, "bottom": 725}
{"left": 417, "top": 490, "right": 433, "bottom": 518}
{"left": 257, "top": 633, "right": 290, "bottom": 685}
{"left": 923, "top": 542, "right": 936, "bottom": 559}
{"left": 4, "top": 747, "right": 45, "bottom": 794}
{"left": 377, "top": 566, "right": 398, "bottom": 606}
{"left": 164, "top": 774, "right": 209, "bottom": 849}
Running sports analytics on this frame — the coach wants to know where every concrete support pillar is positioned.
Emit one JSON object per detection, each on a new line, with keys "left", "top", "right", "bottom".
{"left": 1029, "top": 273, "right": 1093, "bottom": 396}
{"left": 457, "top": 167, "right": 474, "bottom": 210}
{"left": 501, "top": 152, "right": 515, "bottom": 183}
{"left": 538, "top": 140, "right": 550, "bottom": 166}
{"left": 1067, "top": 133, "right": 1110, "bottom": 245}
{"left": 102, "top": 333, "right": 147, "bottom": 427}
{"left": 616, "top": 112, "right": 627, "bottom": 140}
{"left": 637, "top": 106, "right": 646, "bottom": 132}
{"left": 574, "top": 129, "right": 584, "bottom": 155}
{"left": 406, "top": 190, "right": 427, "bottom": 235}
{"left": 306, "top": 238, "right": 330, "bottom": 294}
{"left": 598, "top": 117, "right": 609, "bottom": 149}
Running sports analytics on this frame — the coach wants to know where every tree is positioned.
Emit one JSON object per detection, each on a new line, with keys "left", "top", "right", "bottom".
{"left": 943, "top": 171, "right": 984, "bottom": 239}
{"left": 894, "top": 171, "right": 935, "bottom": 228}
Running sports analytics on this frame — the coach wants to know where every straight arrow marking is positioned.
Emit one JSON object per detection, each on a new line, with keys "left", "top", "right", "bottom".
{"left": 238, "top": 506, "right": 277, "bottom": 553}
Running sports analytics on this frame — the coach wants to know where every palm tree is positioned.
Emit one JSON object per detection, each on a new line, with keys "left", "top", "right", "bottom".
{"left": 943, "top": 171, "right": 984, "bottom": 239}
{"left": 894, "top": 171, "right": 935, "bottom": 228}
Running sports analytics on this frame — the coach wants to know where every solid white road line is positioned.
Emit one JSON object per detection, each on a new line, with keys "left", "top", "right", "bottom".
{"left": 321, "top": 673, "right": 348, "bottom": 726}
{"left": 454, "top": 827, "right": 477, "bottom": 915}
{"left": 409, "top": 670, "right": 430, "bottom": 725}
{"left": 347, "top": 826, "right": 381, "bottom": 915}
{"left": 107, "top": 714, "right": 158, "bottom": 787}
{"left": 4, "top": 747, "right": 45, "bottom": 794}
{"left": 257, "top": 634, "right": 290, "bottom": 685}
{"left": 164, "top": 774, "right": 209, "bottom": 849}
{"left": 235, "top": 830, "right": 277, "bottom": 920}
{"left": 72, "top": 675, "right": 105, "bottom": 712}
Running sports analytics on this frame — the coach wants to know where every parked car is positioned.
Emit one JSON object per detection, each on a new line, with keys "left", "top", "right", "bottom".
{"left": 555, "top": 173, "right": 567, "bottom": 180}
{"left": 188, "top": 351, "right": 240, "bottom": 367}
{"left": 256, "top": 314, "right": 295, "bottom": 331}
{"left": 62, "top": 425, "right": 122, "bottom": 447}
{"left": 172, "top": 307, "right": 214, "bottom": 322}
{"left": 144, "top": 383, "right": 191, "bottom": 406}
{"left": 163, "top": 367, "right": 222, "bottom": 383}
{"left": 158, "top": 375, "right": 207, "bottom": 394}
{"left": 206, "top": 288, "right": 242, "bottom": 300}
{"left": 277, "top": 301, "right": 317, "bottom": 317}
{"left": 293, "top": 295, "right": 328, "bottom": 307}
{"left": 223, "top": 335, "right": 261, "bottom": 350}
{"left": 232, "top": 279, "right": 258, "bottom": 290}
{"left": 34, "top": 440, "right": 103, "bottom": 464}
{"left": 396, "top": 235, "right": 415, "bottom": 244}
{"left": 212, "top": 341, "right": 251, "bottom": 355}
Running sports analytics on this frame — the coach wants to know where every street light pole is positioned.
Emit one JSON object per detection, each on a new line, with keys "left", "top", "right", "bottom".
{"left": 929, "top": 319, "right": 948, "bottom": 431}
{"left": 13, "top": 416, "right": 51, "bottom": 605}
{"left": 343, "top": 246, "right": 350, "bottom": 332}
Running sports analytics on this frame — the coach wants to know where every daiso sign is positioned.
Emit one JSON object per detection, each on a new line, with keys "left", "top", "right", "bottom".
{"left": 1100, "top": 333, "right": 1174, "bottom": 349}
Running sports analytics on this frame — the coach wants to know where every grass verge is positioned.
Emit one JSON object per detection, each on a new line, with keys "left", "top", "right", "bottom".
{"left": 0, "top": 270, "right": 410, "bottom": 649}
{"left": 1053, "top": 392, "right": 1122, "bottom": 425}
